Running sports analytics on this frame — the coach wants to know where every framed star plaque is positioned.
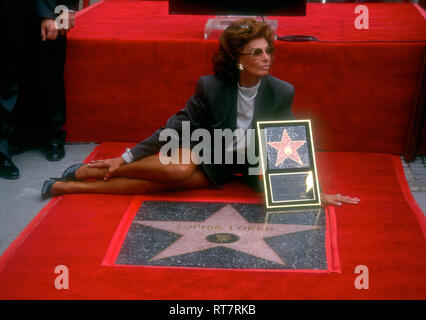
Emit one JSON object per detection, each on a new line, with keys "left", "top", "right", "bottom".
{"left": 256, "top": 120, "right": 321, "bottom": 210}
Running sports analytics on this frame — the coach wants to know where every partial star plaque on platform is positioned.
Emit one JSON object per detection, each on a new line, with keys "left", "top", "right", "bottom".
{"left": 256, "top": 120, "right": 321, "bottom": 210}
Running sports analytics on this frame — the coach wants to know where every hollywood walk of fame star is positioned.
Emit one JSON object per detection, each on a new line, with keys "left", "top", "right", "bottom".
{"left": 267, "top": 129, "right": 306, "bottom": 167}
{"left": 133, "top": 204, "right": 321, "bottom": 265}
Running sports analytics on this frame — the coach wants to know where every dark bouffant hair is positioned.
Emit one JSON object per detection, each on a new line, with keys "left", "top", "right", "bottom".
{"left": 212, "top": 18, "right": 275, "bottom": 82}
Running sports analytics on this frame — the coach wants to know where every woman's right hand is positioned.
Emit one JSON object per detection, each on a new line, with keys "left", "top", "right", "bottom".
{"left": 88, "top": 156, "right": 126, "bottom": 180}
{"left": 320, "top": 193, "right": 360, "bottom": 207}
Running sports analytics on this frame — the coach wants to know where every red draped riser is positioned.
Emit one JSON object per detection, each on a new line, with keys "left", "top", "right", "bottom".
{"left": 64, "top": 1, "right": 425, "bottom": 156}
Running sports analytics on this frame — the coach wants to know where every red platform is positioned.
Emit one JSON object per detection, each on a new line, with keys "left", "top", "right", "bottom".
{"left": 64, "top": 1, "right": 426, "bottom": 158}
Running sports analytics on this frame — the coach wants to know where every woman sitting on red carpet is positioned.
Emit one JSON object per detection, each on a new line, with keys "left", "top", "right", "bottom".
{"left": 41, "top": 18, "right": 359, "bottom": 207}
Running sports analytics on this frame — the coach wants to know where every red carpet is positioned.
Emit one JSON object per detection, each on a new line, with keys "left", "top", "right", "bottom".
{"left": 0, "top": 143, "right": 424, "bottom": 299}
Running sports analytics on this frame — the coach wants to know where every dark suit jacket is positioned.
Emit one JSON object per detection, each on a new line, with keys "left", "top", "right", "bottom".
{"left": 130, "top": 74, "right": 295, "bottom": 187}
{"left": 0, "top": 0, "right": 78, "bottom": 113}
{"left": 36, "top": 0, "right": 79, "bottom": 18}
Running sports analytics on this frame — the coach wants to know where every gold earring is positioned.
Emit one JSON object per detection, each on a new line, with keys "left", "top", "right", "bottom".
{"left": 237, "top": 64, "right": 244, "bottom": 71}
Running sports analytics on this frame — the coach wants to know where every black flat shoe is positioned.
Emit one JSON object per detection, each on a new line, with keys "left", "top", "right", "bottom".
{"left": 41, "top": 179, "right": 56, "bottom": 200}
{"left": 46, "top": 144, "right": 65, "bottom": 162}
{"left": 49, "top": 177, "right": 65, "bottom": 181}
{"left": 0, "top": 156, "right": 20, "bottom": 180}
{"left": 62, "top": 163, "right": 83, "bottom": 181}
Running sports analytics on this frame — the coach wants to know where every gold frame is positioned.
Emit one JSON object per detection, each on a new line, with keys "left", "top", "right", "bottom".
{"left": 256, "top": 120, "right": 322, "bottom": 210}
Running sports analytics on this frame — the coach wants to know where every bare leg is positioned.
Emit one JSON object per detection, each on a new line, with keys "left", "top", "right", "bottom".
{"left": 75, "top": 149, "right": 198, "bottom": 182}
{"left": 51, "top": 166, "right": 211, "bottom": 196}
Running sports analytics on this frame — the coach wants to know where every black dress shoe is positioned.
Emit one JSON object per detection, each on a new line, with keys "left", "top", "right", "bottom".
{"left": 46, "top": 144, "right": 65, "bottom": 161}
{"left": 41, "top": 179, "right": 56, "bottom": 200}
{"left": 62, "top": 163, "right": 83, "bottom": 181}
{"left": 0, "top": 157, "right": 20, "bottom": 180}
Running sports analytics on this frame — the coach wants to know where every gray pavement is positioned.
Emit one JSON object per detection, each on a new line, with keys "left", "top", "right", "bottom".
{"left": 0, "top": 143, "right": 98, "bottom": 256}
{"left": 402, "top": 155, "right": 426, "bottom": 210}
{"left": 0, "top": 143, "right": 425, "bottom": 257}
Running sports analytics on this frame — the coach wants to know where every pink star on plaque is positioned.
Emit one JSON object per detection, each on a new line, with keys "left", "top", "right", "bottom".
{"left": 134, "top": 205, "right": 321, "bottom": 265}
{"left": 267, "top": 129, "right": 306, "bottom": 166}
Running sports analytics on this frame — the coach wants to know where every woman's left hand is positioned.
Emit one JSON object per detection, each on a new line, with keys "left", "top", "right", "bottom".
{"left": 88, "top": 157, "right": 126, "bottom": 180}
{"left": 320, "top": 193, "right": 360, "bottom": 207}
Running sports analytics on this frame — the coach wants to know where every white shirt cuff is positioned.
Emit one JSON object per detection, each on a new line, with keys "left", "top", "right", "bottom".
{"left": 121, "top": 148, "right": 134, "bottom": 163}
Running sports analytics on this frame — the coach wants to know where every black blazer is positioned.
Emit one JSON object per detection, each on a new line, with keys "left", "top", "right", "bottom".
{"left": 0, "top": 0, "right": 79, "bottom": 113}
{"left": 130, "top": 74, "right": 295, "bottom": 187}
{"left": 35, "top": 0, "right": 79, "bottom": 18}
